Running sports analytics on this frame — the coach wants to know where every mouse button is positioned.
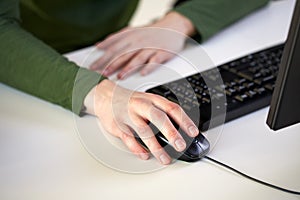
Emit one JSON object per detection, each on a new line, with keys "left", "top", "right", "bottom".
{"left": 155, "top": 133, "right": 169, "bottom": 147}
{"left": 195, "top": 134, "right": 210, "bottom": 151}
{"left": 183, "top": 142, "right": 204, "bottom": 160}
{"left": 184, "top": 135, "right": 210, "bottom": 158}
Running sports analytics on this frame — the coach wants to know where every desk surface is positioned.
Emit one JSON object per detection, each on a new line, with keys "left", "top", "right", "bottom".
{"left": 1, "top": 0, "right": 300, "bottom": 199}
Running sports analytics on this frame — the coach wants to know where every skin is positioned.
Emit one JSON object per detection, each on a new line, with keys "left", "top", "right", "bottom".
{"left": 84, "top": 79, "right": 200, "bottom": 165}
{"left": 90, "top": 11, "right": 196, "bottom": 79}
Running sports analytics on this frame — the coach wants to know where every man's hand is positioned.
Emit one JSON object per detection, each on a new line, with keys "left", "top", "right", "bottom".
{"left": 84, "top": 79, "right": 199, "bottom": 165}
{"left": 90, "top": 11, "right": 195, "bottom": 79}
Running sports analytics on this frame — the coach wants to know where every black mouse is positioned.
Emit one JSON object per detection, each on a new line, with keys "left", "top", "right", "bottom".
{"left": 134, "top": 123, "right": 210, "bottom": 162}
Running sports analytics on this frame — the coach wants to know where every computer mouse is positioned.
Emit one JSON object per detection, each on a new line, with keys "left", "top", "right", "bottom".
{"left": 134, "top": 123, "right": 210, "bottom": 162}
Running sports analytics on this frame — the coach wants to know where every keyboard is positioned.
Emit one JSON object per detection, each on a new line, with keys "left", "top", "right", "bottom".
{"left": 146, "top": 44, "right": 284, "bottom": 131}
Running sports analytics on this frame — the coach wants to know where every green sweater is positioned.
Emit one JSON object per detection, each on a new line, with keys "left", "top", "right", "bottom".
{"left": 0, "top": 0, "right": 269, "bottom": 115}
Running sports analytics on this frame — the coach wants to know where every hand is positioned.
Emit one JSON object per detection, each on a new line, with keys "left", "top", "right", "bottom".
{"left": 90, "top": 11, "right": 195, "bottom": 79}
{"left": 84, "top": 79, "right": 199, "bottom": 165}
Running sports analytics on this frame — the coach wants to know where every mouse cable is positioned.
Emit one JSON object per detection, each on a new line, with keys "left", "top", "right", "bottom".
{"left": 204, "top": 156, "right": 300, "bottom": 195}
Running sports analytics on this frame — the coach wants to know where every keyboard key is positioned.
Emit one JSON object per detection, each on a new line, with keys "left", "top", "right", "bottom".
{"left": 202, "top": 97, "right": 211, "bottom": 104}
{"left": 146, "top": 43, "right": 284, "bottom": 131}
{"left": 243, "top": 82, "right": 255, "bottom": 88}
{"left": 245, "top": 90, "right": 257, "bottom": 98}
{"left": 254, "top": 87, "right": 266, "bottom": 94}
{"left": 254, "top": 75, "right": 275, "bottom": 85}
{"left": 234, "top": 94, "right": 248, "bottom": 102}
{"left": 234, "top": 78, "right": 246, "bottom": 84}
{"left": 225, "top": 88, "right": 236, "bottom": 96}
{"left": 264, "top": 83, "right": 275, "bottom": 91}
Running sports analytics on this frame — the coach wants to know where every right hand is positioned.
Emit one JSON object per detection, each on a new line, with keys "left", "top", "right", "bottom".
{"left": 85, "top": 79, "right": 199, "bottom": 165}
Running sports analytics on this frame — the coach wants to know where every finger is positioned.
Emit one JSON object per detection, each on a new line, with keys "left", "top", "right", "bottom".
{"left": 148, "top": 106, "right": 187, "bottom": 152}
{"left": 90, "top": 42, "right": 130, "bottom": 71}
{"left": 117, "top": 49, "right": 156, "bottom": 80}
{"left": 96, "top": 27, "right": 131, "bottom": 49}
{"left": 140, "top": 51, "right": 175, "bottom": 76}
{"left": 134, "top": 100, "right": 186, "bottom": 152}
{"left": 118, "top": 128, "right": 150, "bottom": 160}
{"left": 150, "top": 94, "right": 199, "bottom": 138}
{"left": 130, "top": 118, "right": 172, "bottom": 165}
{"left": 104, "top": 50, "right": 138, "bottom": 77}
{"left": 106, "top": 121, "right": 150, "bottom": 160}
{"left": 90, "top": 51, "right": 114, "bottom": 71}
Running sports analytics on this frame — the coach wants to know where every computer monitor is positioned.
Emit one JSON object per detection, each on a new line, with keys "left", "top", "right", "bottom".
{"left": 267, "top": 0, "right": 300, "bottom": 130}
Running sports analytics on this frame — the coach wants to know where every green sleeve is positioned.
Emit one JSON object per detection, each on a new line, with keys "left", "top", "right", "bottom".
{"left": 0, "top": 0, "right": 106, "bottom": 115}
{"left": 173, "top": 0, "right": 270, "bottom": 42}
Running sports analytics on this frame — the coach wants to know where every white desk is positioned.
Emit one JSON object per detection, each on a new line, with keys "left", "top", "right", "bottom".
{"left": 1, "top": 0, "right": 300, "bottom": 199}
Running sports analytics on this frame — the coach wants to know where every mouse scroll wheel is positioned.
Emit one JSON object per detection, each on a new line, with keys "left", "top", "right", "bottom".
{"left": 193, "top": 138, "right": 199, "bottom": 143}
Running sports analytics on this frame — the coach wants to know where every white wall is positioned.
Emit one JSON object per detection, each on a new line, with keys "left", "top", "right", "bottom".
{"left": 129, "top": 0, "right": 176, "bottom": 27}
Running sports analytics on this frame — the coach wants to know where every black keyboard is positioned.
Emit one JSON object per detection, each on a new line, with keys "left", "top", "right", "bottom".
{"left": 146, "top": 44, "right": 284, "bottom": 131}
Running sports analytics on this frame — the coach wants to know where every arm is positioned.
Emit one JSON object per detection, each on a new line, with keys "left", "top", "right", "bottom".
{"left": 90, "top": 0, "right": 269, "bottom": 78}
{"left": 174, "top": 0, "right": 270, "bottom": 42}
{"left": 90, "top": 12, "right": 195, "bottom": 79}
{"left": 0, "top": 0, "right": 105, "bottom": 115}
{"left": 0, "top": 0, "right": 199, "bottom": 165}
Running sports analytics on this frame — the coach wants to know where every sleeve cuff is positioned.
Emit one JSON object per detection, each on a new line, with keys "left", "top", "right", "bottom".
{"left": 72, "top": 67, "right": 106, "bottom": 115}
{"left": 173, "top": 0, "right": 270, "bottom": 43}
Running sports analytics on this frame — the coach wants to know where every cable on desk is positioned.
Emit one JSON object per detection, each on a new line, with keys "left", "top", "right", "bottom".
{"left": 204, "top": 156, "right": 300, "bottom": 195}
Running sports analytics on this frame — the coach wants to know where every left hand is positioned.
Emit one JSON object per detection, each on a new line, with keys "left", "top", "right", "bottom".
{"left": 90, "top": 11, "right": 195, "bottom": 79}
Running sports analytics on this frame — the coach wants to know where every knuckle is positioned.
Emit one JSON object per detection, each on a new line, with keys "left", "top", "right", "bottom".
{"left": 130, "top": 96, "right": 147, "bottom": 106}
{"left": 126, "top": 58, "right": 144, "bottom": 70}
{"left": 136, "top": 124, "right": 150, "bottom": 136}
{"left": 131, "top": 146, "right": 143, "bottom": 155}
{"left": 146, "top": 93, "right": 165, "bottom": 104}
{"left": 151, "top": 52, "right": 169, "bottom": 63}
{"left": 133, "top": 55, "right": 145, "bottom": 63}
{"left": 140, "top": 51, "right": 153, "bottom": 60}
{"left": 182, "top": 118, "right": 194, "bottom": 128}
{"left": 149, "top": 56, "right": 160, "bottom": 63}
{"left": 120, "top": 132, "right": 131, "bottom": 141}
{"left": 146, "top": 139, "right": 162, "bottom": 152}
{"left": 150, "top": 109, "right": 166, "bottom": 121}
{"left": 124, "top": 63, "right": 137, "bottom": 71}
{"left": 121, "top": 134, "right": 144, "bottom": 154}
{"left": 167, "top": 129, "right": 179, "bottom": 140}
{"left": 147, "top": 93, "right": 160, "bottom": 99}
{"left": 166, "top": 102, "right": 181, "bottom": 114}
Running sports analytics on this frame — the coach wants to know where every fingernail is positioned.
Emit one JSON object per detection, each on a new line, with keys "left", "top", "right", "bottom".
{"left": 139, "top": 153, "right": 149, "bottom": 160}
{"left": 175, "top": 139, "right": 186, "bottom": 151}
{"left": 159, "top": 154, "right": 171, "bottom": 165}
{"left": 188, "top": 126, "right": 199, "bottom": 137}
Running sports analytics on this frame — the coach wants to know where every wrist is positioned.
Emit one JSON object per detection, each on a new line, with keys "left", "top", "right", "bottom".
{"left": 84, "top": 79, "right": 114, "bottom": 116}
{"left": 152, "top": 11, "right": 195, "bottom": 36}
{"left": 83, "top": 85, "right": 96, "bottom": 115}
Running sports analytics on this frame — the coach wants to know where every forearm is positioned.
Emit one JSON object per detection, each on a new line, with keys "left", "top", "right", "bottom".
{"left": 0, "top": 2, "right": 105, "bottom": 115}
{"left": 173, "top": 0, "right": 270, "bottom": 42}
